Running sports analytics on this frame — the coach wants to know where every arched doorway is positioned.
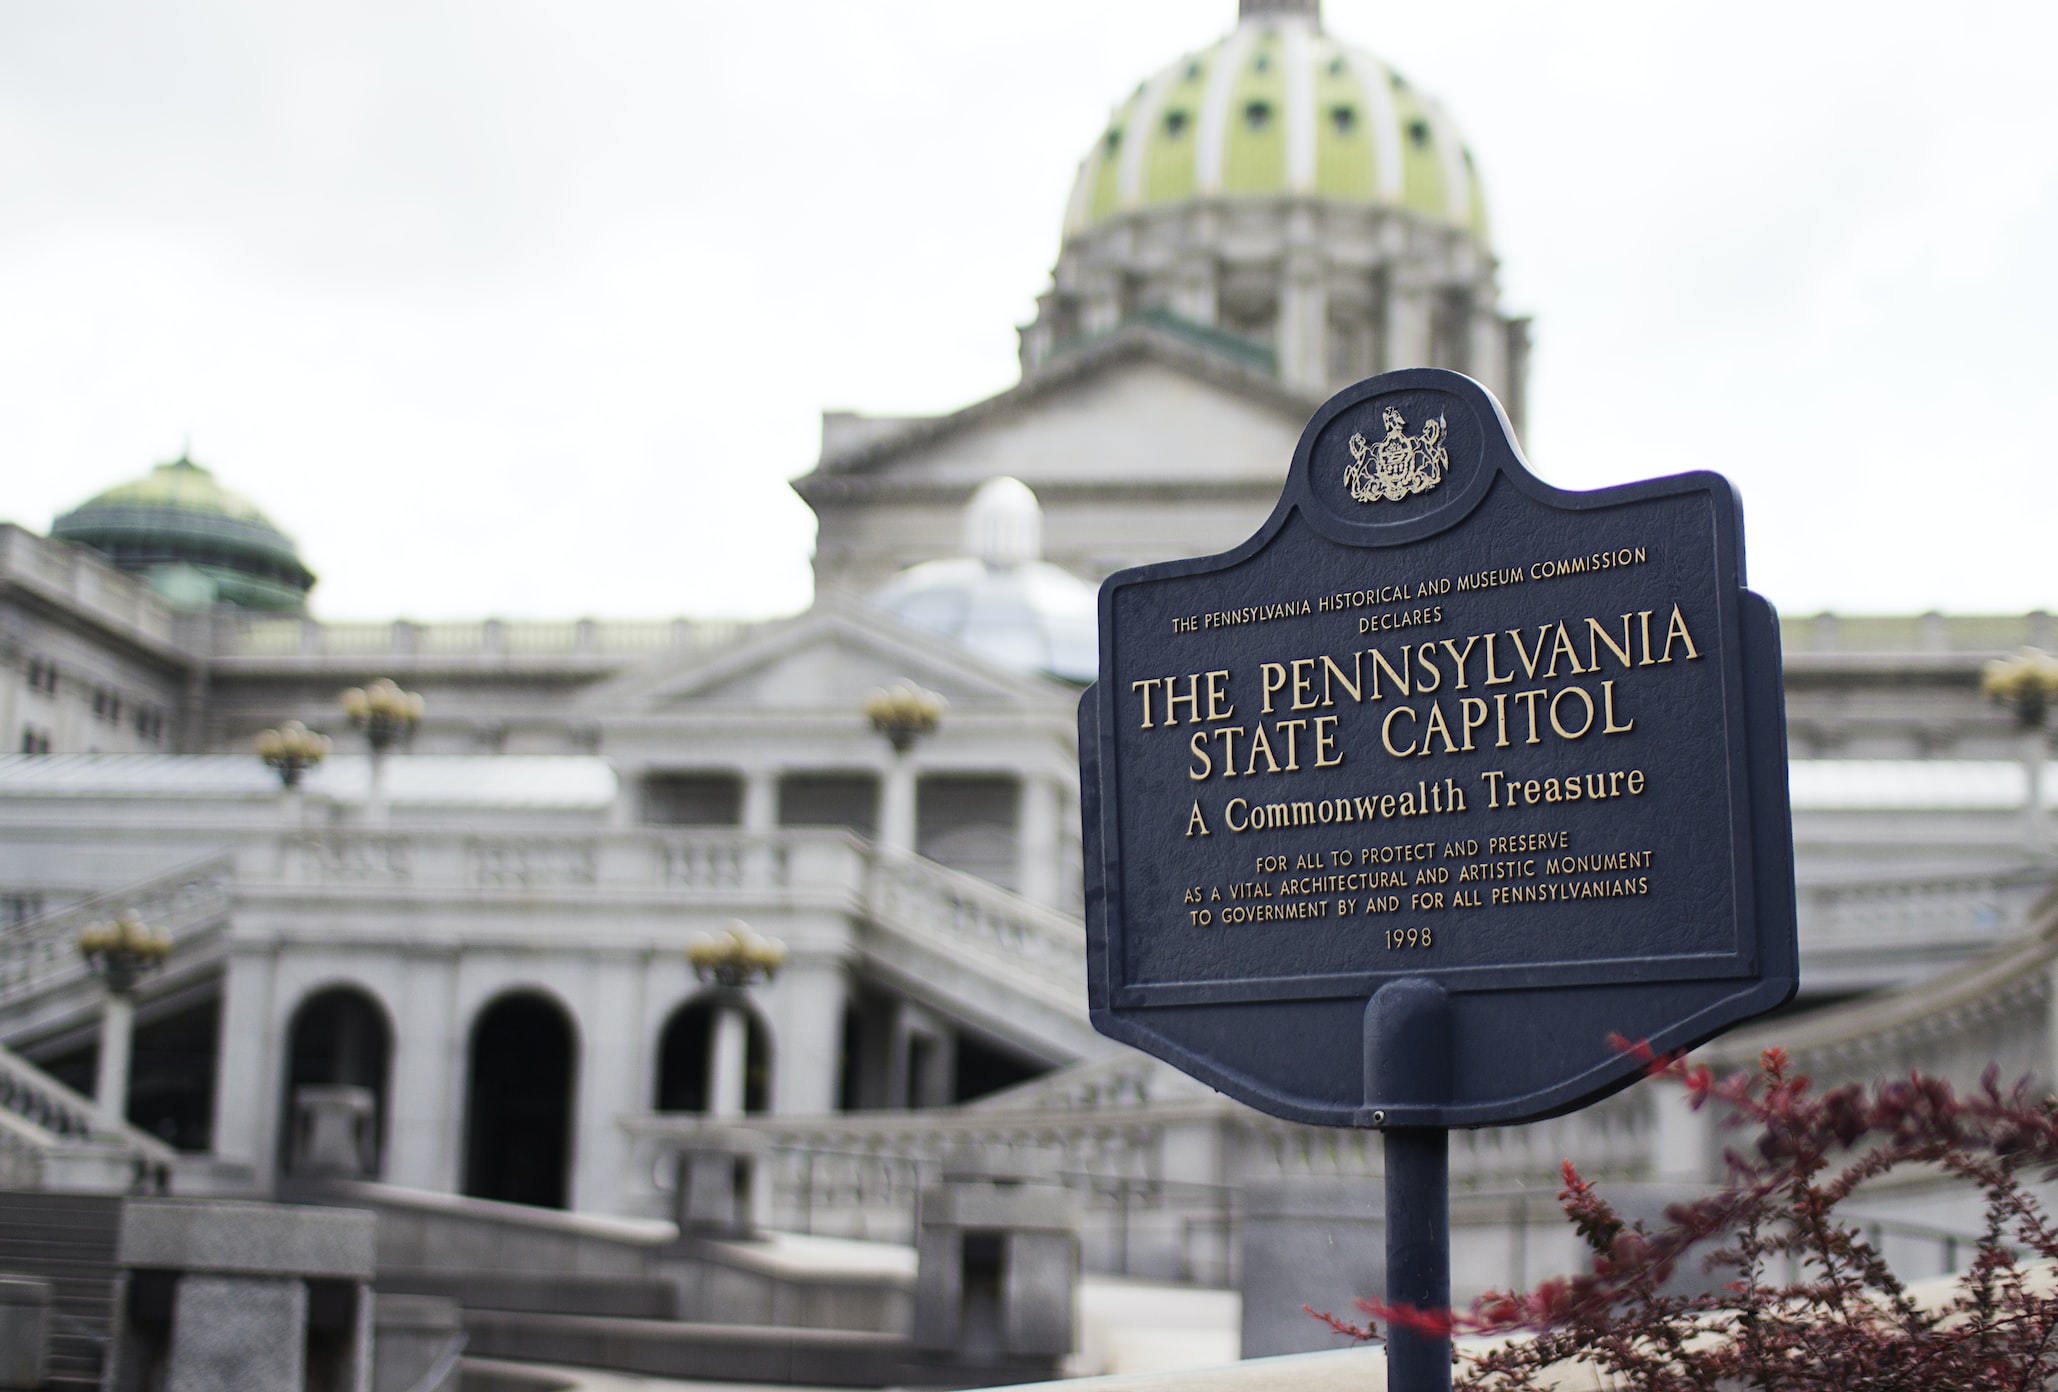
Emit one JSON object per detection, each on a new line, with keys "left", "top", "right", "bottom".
{"left": 282, "top": 986, "right": 391, "bottom": 1177}
{"left": 463, "top": 992, "right": 577, "bottom": 1209}
{"left": 655, "top": 995, "right": 771, "bottom": 1115}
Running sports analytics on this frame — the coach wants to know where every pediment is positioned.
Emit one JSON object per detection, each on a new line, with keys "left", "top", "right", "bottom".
{"left": 582, "top": 600, "right": 1069, "bottom": 716}
{"left": 798, "top": 329, "right": 1313, "bottom": 499}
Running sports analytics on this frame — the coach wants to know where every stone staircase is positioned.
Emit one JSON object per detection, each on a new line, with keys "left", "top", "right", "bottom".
{"left": 0, "top": 1191, "right": 123, "bottom": 1389}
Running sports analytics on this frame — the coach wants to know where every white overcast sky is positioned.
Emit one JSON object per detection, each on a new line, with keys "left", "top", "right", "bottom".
{"left": 2, "top": 2, "right": 2054, "bottom": 621}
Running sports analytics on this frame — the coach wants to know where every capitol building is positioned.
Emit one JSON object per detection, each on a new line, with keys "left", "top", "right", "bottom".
{"left": 2, "top": 1, "right": 2055, "bottom": 1383}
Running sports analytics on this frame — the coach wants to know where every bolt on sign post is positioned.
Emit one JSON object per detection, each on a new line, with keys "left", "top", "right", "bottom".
{"left": 1079, "top": 368, "right": 1798, "bottom": 1390}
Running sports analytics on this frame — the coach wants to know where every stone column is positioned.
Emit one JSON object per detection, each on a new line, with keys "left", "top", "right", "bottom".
{"left": 92, "top": 990, "right": 134, "bottom": 1133}
{"left": 879, "top": 758, "right": 918, "bottom": 858}
{"left": 573, "top": 960, "right": 640, "bottom": 1215}
{"left": 1015, "top": 775, "right": 1061, "bottom": 909}
{"left": 1380, "top": 271, "right": 1432, "bottom": 371}
{"left": 2024, "top": 726, "right": 2049, "bottom": 858}
{"left": 1276, "top": 248, "right": 1329, "bottom": 396}
{"left": 1649, "top": 1076, "right": 1714, "bottom": 1183}
{"left": 741, "top": 769, "right": 781, "bottom": 887}
{"left": 1081, "top": 271, "right": 1123, "bottom": 338}
{"left": 208, "top": 945, "right": 280, "bottom": 1191}
{"left": 770, "top": 952, "right": 846, "bottom": 1117}
{"left": 385, "top": 950, "right": 458, "bottom": 1193}
{"left": 1469, "top": 305, "right": 1508, "bottom": 401}
{"left": 365, "top": 748, "right": 391, "bottom": 828}
{"left": 741, "top": 769, "right": 779, "bottom": 834}
{"left": 708, "top": 1000, "right": 749, "bottom": 1120}
{"left": 1170, "top": 254, "right": 1219, "bottom": 327}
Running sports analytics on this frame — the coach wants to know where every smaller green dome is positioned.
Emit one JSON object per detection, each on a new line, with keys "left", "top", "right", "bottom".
{"left": 51, "top": 455, "right": 316, "bottom": 613}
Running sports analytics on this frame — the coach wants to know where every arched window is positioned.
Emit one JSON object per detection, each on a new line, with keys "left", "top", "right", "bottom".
{"left": 463, "top": 992, "right": 578, "bottom": 1209}
{"left": 655, "top": 995, "right": 771, "bottom": 1115}
{"left": 281, "top": 986, "right": 391, "bottom": 1178}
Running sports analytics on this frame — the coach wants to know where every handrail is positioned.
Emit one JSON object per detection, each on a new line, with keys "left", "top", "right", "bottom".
{"left": 0, "top": 1041, "right": 179, "bottom": 1184}
{"left": 863, "top": 852, "right": 1086, "bottom": 999}
{"left": 0, "top": 851, "right": 231, "bottom": 1010}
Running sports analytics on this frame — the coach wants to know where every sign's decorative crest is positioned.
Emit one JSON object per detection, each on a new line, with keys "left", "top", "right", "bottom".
{"left": 1344, "top": 406, "right": 1449, "bottom": 503}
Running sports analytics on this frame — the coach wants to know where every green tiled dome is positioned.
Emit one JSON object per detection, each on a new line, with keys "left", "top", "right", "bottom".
{"left": 1062, "top": 16, "right": 1488, "bottom": 241}
{"left": 51, "top": 455, "right": 316, "bottom": 612}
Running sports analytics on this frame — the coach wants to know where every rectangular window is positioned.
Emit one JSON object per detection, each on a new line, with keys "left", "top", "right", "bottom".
{"left": 777, "top": 773, "right": 880, "bottom": 838}
{"left": 917, "top": 776, "right": 1020, "bottom": 890}
{"left": 642, "top": 773, "right": 743, "bottom": 826}
{"left": 19, "top": 726, "right": 51, "bottom": 755}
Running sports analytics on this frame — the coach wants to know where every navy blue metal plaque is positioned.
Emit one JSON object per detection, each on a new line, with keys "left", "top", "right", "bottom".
{"left": 1080, "top": 368, "right": 1798, "bottom": 1129}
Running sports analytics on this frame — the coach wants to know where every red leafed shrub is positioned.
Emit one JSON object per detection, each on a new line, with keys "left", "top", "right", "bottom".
{"left": 1309, "top": 1045, "right": 2058, "bottom": 1388}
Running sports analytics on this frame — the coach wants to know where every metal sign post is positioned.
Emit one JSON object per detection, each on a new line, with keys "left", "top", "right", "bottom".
{"left": 1373, "top": 977, "right": 1452, "bottom": 1390}
{"left": 1078, "top": 368, "right": 1798, "bottom": 1389}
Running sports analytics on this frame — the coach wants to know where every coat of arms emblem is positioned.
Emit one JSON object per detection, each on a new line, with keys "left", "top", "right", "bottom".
{"left": 1344, "top": 407, "right": 1449, "bottom": 504}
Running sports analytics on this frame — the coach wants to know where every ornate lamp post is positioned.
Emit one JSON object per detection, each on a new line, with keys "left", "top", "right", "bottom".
{"left": 687, "top": 921, "right": 787, "bottom": 1119}
{"left": 256, "top": 720, "right": 331, "bottom": 790}
{"left": 341, "top": 678, "right": 423, "bottom": 825}
{"left": 77, "top": 910, "right": 172, "bottom": 1132}
{"left": 865, "top": 682, "right": 945, "bottom": 856}
{"left": 1983, "top": 647, "right": 2058, "bottom": 856}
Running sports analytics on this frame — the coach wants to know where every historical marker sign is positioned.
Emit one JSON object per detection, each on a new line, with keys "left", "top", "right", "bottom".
{"left": 1080, "top": 368, "right": 1798, "bottom": 1130}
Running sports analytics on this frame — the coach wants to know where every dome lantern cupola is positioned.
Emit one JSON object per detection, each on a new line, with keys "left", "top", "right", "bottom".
{"left": 871, "top": 478, "right": 1098, "bottom": 684}
{"left": 50, "top": 453, "right": 316, "bottom": 613}
{"left": 1021, "top": 1, "right": 1527, "bottom": 425}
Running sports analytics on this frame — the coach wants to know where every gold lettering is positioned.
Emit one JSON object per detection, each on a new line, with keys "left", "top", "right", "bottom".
{"left": 1507, "top": 626, "right": 1550, "bottom": 679}
{"left": 1421, "top": 701, "right": 1459, "bottom": 755}
{"left": 1289, "top": 659, "right": 1319, "bottom": 711}
{"left": 1513, "top": 689, "right": 1547, "bottom": 745}
{"left": 1368, "top": 646, "right": 1412, "bottom": 700}
{"left": 1189, "top": 730, "right": 1213, "bottom": 781}
{"left": 1483, "top": 632, "right": 1513, "bottom": 686}
{"left": 1459, "top": 697, "right": 1488, "bottom": 751}
{"left": 1131, "top": 679, "right": 1159, "bottom": 729}
{"left": 1186, "top": 801, "right": 1211, "bottom": 837}
{"left": 1382, "top": 705, "right": 1419, "bottom": 757}
{"left": 1245, "top": 723, "right": 1282, "bottom": 775}
{"left": 1414, "top": 644, "right": 1443, "bottom": 693}
{"left": 1601, "top": 679, "right": 1634, "bottom": 734}
{"left": 1277, "top": 718, "right": 1309, "bottom": 770}
{"left": 1440, "top": 635, "right": 1479, "bottom": 689}
{"left": 1319, "top": 653, "right": 1362, "bottom": 706}
{"left": 1166, "top": 675, "right": 1202, "bottom": 724}
{"left": 1659, "top": 605, "right": 1701, "bottom": 663}
{"left": 1204, "top": 669, "right": 1235, "bottom": 722}
{"left": 1314, "top": 715, "right": 1344, "bottom": 768}
{"left": 1550, "top": 685, "right": 1596, "bottom": 739}
{"left": 1585, "top": 615, "right": 1635, "bottom": 672}
{"left": 1544, "top": 622, "right": 1584, "bottom": 678}
{"left": 1260, "top": 663, "right": 1287, "bottom": 714}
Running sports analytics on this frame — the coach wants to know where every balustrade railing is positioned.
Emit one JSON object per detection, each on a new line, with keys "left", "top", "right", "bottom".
{"left": 0, "top": 852, "right": 231, "bottom": 1010}
{"left": 1796, "top": 869, "right": 2052, "bottom": 983}
{"left": 0, "top": 1041, "right": 177, "bottom": 1191}
{"left": 622, "top": 1085, "right": 1649, "bottom": 1282}
{"left": 866, "top": 854, "right": 1086, "bottom": 996}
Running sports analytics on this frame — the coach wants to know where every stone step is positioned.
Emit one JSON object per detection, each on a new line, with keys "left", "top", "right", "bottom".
{"left": 457, "top": 1311, "right": 1062, "bottom": 1389}
{"left": 377, "top": 1266, "right": 676, "bottom": 1320}
{"left": 0, "top": 1192, "right": 121, "bottom": 1388}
